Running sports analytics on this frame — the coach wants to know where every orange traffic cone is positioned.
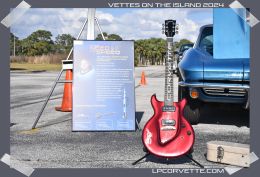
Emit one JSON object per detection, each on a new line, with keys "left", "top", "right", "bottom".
{"left": 55, "top": 70, "right": 73, "bottom": 112}
{"left": 140, "top": 71, "right": 147, "bottom": 85}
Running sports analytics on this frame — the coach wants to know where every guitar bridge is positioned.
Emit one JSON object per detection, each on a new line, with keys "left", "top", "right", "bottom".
{"left": 162, "top": 106, "right": 175, "bottom": 112}
{"left": 161, "top": 126, "right": 176, "bottom": 130}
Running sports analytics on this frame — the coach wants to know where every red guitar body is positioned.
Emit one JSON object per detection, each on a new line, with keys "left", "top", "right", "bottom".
{"left": 142, "top": 94, "right": 194, "bottom": 158}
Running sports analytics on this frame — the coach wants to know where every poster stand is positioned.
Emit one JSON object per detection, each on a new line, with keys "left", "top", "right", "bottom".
{"left": 31, "top": 9, "right": 141, "bottom": 131}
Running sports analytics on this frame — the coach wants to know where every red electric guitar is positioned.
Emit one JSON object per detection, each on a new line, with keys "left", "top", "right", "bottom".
{"left": 133, "top": 20, "right": 198, "bottom": 165}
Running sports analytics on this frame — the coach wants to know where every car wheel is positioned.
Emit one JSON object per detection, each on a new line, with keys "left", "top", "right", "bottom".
{"left": 179, "top": 87, "right": 201, "bottom": 125}
{"left": 183, "top": 100, "right": 200, "bottom": 125}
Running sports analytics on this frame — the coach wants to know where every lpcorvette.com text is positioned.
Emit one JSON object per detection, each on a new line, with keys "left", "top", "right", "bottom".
{"left": 152, "top": 168, "right": 225, "bottom": 174}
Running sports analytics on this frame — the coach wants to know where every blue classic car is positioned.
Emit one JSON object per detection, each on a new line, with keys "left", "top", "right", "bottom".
{"left": 177, "top": 43, "right": 194, "bottom": 61}
{"left": 178, "top": 25, "right": 250, "bottom": 124}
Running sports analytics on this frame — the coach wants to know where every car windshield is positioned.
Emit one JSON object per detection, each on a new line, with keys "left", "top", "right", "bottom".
{"left": 199, "top": 27, "right": 213, "bottom": 56}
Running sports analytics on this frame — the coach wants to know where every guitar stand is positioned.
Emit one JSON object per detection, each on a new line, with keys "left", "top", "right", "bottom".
{"left": 132, "top": 152, "right": 204, "bottom": 168}
{"left": 132, "top": 153, "right": 150, "bottom": 165}
{"left": 185, "top": 154, "right": 204, "bottom": 168}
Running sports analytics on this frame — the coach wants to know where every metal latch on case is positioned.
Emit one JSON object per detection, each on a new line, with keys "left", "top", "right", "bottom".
{"left": 217, "top": 146, "right": 224, "bottom": 162}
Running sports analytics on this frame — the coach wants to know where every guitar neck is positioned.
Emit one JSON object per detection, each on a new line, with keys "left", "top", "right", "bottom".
{"left": 164, "top": 37, "right": 178, "bottom": 106}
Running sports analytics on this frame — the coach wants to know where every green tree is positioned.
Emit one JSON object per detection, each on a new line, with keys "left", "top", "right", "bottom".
{"left": 10, "top": 33, "right": 26, "bottom": 56}
{"left": 107, "top": 34, "right": 122, "bottom": 40}
{"left": 95, "top": 32, "right": 122, "bottom": 40}
{"left": 10, "top": 33, "right": 19, "bottom": 56}
{"left": 134, "top": 38, "right": 166, "bottom": 66}
{"left": 27, "top": 30, "right": 53, "bottom": 43}
{"left": 22, "top": 30, "right": 54, "bottom": 56}
{"left": 96, "top": 32, "right": 108, "bottom": 40}
{"left": 55, "top": 34, "right": 75, "bottom": 53}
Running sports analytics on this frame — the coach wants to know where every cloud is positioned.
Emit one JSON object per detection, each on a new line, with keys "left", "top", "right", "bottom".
{"left": 11, "top": 8, "right": 212, "bottom": 42}
{"left": 97, "top": 8, "right": 212, "bottom": 42}
{"left": 12, "top": 8, "right": 88, "bottom": 40}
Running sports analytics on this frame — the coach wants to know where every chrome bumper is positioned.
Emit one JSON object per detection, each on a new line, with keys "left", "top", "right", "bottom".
{"left": 179, "top": 81, "right": 250, "bottom": 109}
{"left": 179, "top": 81, "right": 250, "bottom": 89}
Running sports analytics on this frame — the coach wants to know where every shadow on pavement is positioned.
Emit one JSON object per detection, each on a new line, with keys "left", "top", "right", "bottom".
{"left": 11, "top": 96, "right": 63, "bottom": 109}
{"left": 10, "top": 68, "right": 26, "bottom": 70}
{"left": 36, "top": 114, "right": 71, "bottom": 129}
{"left": 199, "top": 103, "right": 249, "bottom": 127}
{"left": 135, "top": 111, "right": 144, "bottom": 124}
{"left": 135, "top": 153, "right": 202, "bottom": 167}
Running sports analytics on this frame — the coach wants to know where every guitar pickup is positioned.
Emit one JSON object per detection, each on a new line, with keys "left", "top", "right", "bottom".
{"left": 162, "top": 119, "right": 176, "bottom": 126}
{"left": 161, "top": 120, "right": 176, "bottom": 131}
{"left": 162, "top": 106, "right": 175, "bottom": 112}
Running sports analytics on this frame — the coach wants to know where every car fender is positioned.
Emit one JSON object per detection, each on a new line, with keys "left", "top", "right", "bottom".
{"left": 178, "top": 48, "right": 204, "bottom": 82}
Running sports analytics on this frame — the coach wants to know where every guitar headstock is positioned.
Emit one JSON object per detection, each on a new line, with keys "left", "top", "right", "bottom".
{"left": 162, "top": 20, "right": 179, "bottom": 37}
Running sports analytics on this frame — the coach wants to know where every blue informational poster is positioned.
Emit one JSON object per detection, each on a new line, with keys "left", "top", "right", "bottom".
{"left": 213, "top": 8, "right": 250, "bottom": 59}
{"left": 72, "top": 40, "right": 135, "bottom": 131}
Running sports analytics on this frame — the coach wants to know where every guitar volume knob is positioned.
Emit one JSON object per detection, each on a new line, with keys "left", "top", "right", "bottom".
{"left": 187, "top": 130, "right": 192, "bottom": 136}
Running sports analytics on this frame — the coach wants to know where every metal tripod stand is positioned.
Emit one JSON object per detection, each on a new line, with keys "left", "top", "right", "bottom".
{"left": 32, "top": 9, "right": 106, "bottom": 129}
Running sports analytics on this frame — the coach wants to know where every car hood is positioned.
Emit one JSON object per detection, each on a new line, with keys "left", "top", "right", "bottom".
{"left": 203, "top": 58, "right": 249, "bottom": 82}
{"left": 179, "top": 48, "right": 250, "bottom": 83}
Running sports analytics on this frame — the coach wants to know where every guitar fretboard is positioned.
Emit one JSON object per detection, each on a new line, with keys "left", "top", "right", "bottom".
{"left": 164, "top": 37, "right": 178, "bottom": 106}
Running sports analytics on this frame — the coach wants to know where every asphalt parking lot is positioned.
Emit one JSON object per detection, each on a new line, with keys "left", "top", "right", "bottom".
{"left": 10, "top": 66, "right": 249, "bottom": 168}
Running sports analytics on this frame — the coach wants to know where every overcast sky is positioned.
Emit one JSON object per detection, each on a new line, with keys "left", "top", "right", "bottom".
{"left": 11, "top": 8, "right": 212, "bottom": 42}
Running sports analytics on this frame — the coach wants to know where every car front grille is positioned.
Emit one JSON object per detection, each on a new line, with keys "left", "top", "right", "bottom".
{"left": 203, "top": 88, "right": 247, "bottom": 97}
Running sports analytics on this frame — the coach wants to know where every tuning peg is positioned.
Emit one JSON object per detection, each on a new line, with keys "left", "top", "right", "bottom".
{"left": 175, "top": 24, "right": 179, "bottom": 30}
{"left": 175, "top": 30, "right": 179, "bottom": 34}
{"left": 162, "top": 30, "right": 165, "bottom": 34}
